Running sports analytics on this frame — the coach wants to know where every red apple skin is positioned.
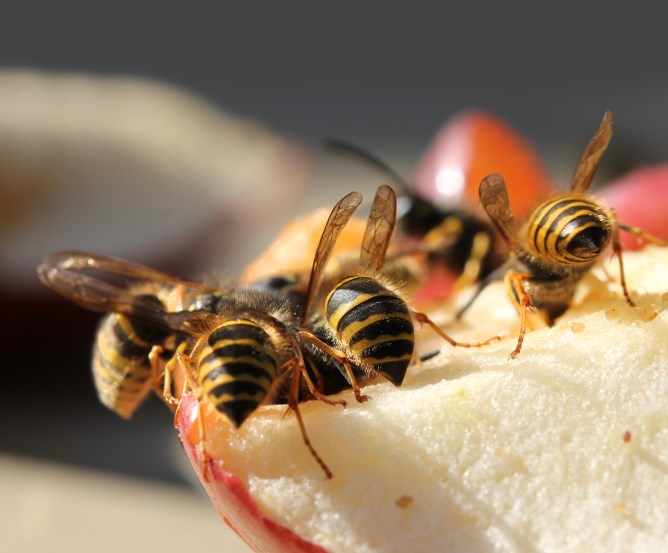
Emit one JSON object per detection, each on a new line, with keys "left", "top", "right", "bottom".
{"left": 599, "top": 164, "right": 668, "bottom": 250}
{"left": 405, "top": 111, "right": 555, "bottom": 302}
{"left": 412, "top": 111, "right": 555, "bottom": 218}
{"left": 177, "top": 394, "right": 329, "bottom": 553}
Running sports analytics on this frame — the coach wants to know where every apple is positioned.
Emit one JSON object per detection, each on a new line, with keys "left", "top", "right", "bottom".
{"left": 177, "top": 246, "right": 668, "bottom": 553}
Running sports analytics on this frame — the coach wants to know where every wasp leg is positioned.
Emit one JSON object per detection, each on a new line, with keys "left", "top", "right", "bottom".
{"left": 615, "top": 223, "right": 668, "bottom": 307}
{"left": 612, "top": 219, "right": 643, "bottom": 307}
{"left": 160, "top": 341, "right": 190, "bottom": 410}
{"left": 173, "top": 350, "right": 213, "bottom": 482}
{"left": 289, "top": 336, "right": 346, "bottom": 407}
{"left": 412, "top": 311, "right": 502, "bottom": 348}
{"left": 611, "top": 239, "right": 636, "bottom": 308}
{"left": 426, "top": 215, "right": 464, "bottom": 244}
{"left": 506, "top": 272, "right": 534, "bottom": 359}
{"left": 311, "top": 356, "right": 325, "bottom": 394}
{"left": 298, "top": 329, "right": 369, "bottom": 403}
{"left": 148, "top": 345, "right": 176, "bottom": 413}
{"left": 286, "top": 358, "right": 333, "bottom": 479}
{"left": 280, "top": 340, "right": 347, "bottom": 408}
{"left": 618, "top": 223, "right": 668, "bottom": 247}
{"left": 454, "top": 230, "right": 492, "bottom": 291}
{"left": 303, "top": 358, "right": 347, "bottom": 408}
{"left": 195, "top": 401, "right": 210, "bottom": 482}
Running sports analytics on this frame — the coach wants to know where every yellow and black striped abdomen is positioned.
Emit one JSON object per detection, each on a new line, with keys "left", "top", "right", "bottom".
{"left": 527, "top": 196, "right": 611, "bottom": 265}
{"left": 325, "top": 276, "right": 414, "bottom": 386}
{"left": 197, "top": 320, "right": 278, "bottom": 428}
{"left": 92, "top": 310, "right": 170, "bottom": 419}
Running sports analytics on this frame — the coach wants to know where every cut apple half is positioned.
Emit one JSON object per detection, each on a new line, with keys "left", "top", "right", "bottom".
{"left": 178, "top": 247, "right": 668, "bottom": 553}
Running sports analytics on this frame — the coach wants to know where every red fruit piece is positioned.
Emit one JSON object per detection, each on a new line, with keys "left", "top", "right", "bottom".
{"left": 412, "top": 111, "right": 554, "bottom": 218}
{"left": 599, "top": 164, "right": 668, "bottom": 250}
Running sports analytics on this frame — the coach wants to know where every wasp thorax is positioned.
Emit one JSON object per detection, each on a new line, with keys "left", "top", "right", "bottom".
{"left": 325, "top": 276, "right": 414, "bottom": 386}
{"left": 197, "top": 319, "right": 279, "bottom": 428}
{"left": 526, "top": 196, "right": 612, "bottom": 266}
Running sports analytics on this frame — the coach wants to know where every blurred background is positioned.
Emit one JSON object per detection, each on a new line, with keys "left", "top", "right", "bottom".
{"left": 2, "top": 4, "right": 668, "bottom": 552}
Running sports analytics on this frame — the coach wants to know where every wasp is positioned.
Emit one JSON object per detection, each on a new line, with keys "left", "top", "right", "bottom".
{"left": 462, "top": 110, "right": 667, "bottom": 358}
{"left": 296, "top": 183, "right": 501, "bottom": 401}
{"left": 38, "top": 251, "right": 342, "bottom": 478}
{"left": 37, "top": 252, "right": 212, "bottom": 419}
{"left": 324, "top": 112, "right": 554, "bottom": 294}
{"left": 324, "top": 139, "right": 499, "bottom": 292}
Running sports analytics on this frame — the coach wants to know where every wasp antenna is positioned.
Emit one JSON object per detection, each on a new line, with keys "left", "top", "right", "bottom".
{"left": 324, "top": 138, "right": 410, "bottom": 193}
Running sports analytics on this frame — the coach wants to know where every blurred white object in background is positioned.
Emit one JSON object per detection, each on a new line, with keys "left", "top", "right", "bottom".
{"left": 2, "top": 453, "right": 250, "bottom": 553}
{"left": 0, "top": 70, "right": 312, "bottom": 290}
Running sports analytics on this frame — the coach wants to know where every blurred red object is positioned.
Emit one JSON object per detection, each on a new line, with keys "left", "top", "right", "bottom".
{"left": 404, "top": 111, "right": 555, "bottom": 302}
{"left": 412, "top": 111, "right": 554, "bottom": 218}
{"left": 600, "top": 164, "right": 668, "bottom": 250}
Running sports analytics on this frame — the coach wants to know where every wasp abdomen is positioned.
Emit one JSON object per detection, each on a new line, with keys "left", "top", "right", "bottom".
{"left": 92, "top": 311, "right": 169, "bottom": 419}
{"left": 527, "top": 197, "right": 611, "bottom": 265}
{"left": 198, "top": 320, "right": 278, "bottom": 428}
{"left": 326, "top": 277, "right": 414, "bottom": 386}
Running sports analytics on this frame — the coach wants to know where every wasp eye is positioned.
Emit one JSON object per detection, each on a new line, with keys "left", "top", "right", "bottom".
{"left": 566, "top": 225, "right": 609, "bottom": 259}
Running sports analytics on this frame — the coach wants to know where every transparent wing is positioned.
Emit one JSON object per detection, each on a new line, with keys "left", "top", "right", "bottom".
{"left": 360, "top": 184, "right": 396, "bottom": 273}
{"left": 38, "top": 250, "right": 217, "bottom": 333}
{"left": 302, "top": 191, "right": 363, "bottom": 321}
{"left": 570, "top": 110, "right": 614, "bottom": 194}
{"left": 479, "top": 174, "right": 520, "bottom": 251}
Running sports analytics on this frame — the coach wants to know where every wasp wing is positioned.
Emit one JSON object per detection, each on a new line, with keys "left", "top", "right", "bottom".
{"left": 570, "top": 110, "right": 614, "bottom": 194}
{"left": 38, "top": 250, "right": 217, "bottom": 334}
{"left": 360, "top": 184, "right": 396, "bottom": 274}
{"left": 479, "top": 174, "right": 520, "bottom": 251}
{"left": 302, "top": 191, "right": 363, "bottom": 322}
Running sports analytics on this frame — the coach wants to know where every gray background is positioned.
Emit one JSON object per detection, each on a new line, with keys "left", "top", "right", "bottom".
{"left": 3, "top": 4, "right": 667, "bottom": 166}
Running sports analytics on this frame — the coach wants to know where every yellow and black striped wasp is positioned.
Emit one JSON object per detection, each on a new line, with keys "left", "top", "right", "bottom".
{"left": 38, "top": 252, "right": 210, "bottom": 419}
{"left": 296, "top": 184, "right": 501, "bottom": 402}
{"left": 38, "top": 251, "right": 342, "bottom": 478}
{"left": 461, "top": 110, "right": 667, "bottom": 358}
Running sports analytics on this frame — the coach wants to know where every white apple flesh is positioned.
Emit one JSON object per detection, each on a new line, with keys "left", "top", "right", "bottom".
{"left": 179, "top": 247, "right": 668, "bottom": 553}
